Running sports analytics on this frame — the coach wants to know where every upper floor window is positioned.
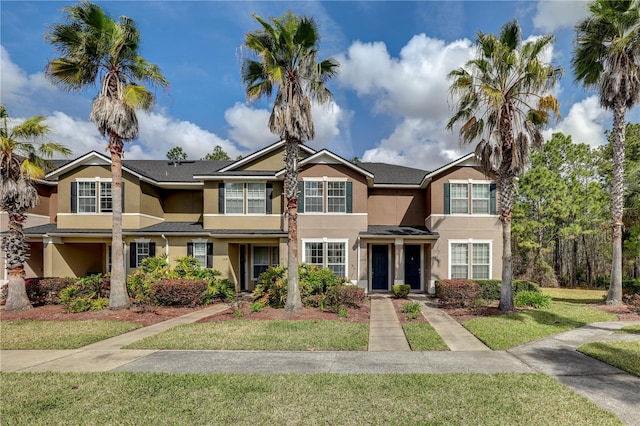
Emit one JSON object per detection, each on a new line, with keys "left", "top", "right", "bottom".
{"left": 71, "top": 180, "right": 115, "bottom": 213}
{"left": 299, "top": 180, "right": 352, "bottom": 214}
{"left": 444, "top": 182, "right": 495, "bottom": 215}
{"left": 220, "top": 182, "right": 272, "bottom": 214}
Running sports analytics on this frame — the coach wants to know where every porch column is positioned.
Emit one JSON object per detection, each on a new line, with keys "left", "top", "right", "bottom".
{"left": 43, "top": 237, "right": 62, "bottom": 277}
{"left": 358, "top": 237, "right": 367, "bottom": 290}
{"left": 394, "top": 238, "right": 404, "bottom": 284}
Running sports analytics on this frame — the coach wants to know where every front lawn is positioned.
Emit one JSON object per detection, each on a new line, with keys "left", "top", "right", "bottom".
{"left": 125, "top": 320, "right": 368, "bottom": 351}
{"left": 402, "top": 323, "right": 449, "bottom": 351}
{"left": 463, "top": 295, "right": 616, "bottom": 350}
{"left": 616, "top": 325, "right": 640, "bottom": 335}
{"left": 578, "top": 342, "right": 640, "bottom": 377}
{"left": 0, "top": 321, "right": 141, "bottom": 350}
{"left": 0, "top": 372, "right": 622, "bottom": 425}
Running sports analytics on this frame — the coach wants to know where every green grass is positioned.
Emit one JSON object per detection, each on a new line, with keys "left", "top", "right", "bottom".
{"left": 616, "top": 325, "right": 640, "bottom": 335}
{"left": 125, "top": 320, "right": 368, "bottom": 351}
{"left": 0, "top": 372, "right": 622, "bottom": 425}
{"left": 578, "top": 342, "right": 640, "bottom": 376}
{"left": 540, "top": 288, "right": 607, "bottom": 304}
{"left": 403, "top": 323, "right": 449, "bottom": 351}
{"left": 0, "top": 321, "right": 141, "bottom": 350}
{"left": 463, "top": 298, "right": 616, "bottom": 350}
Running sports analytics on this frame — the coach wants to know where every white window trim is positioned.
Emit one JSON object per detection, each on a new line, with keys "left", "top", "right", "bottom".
{"left": 224, "top": 182, "right": 244, "bottom": 214}
{"left": 75, "top": 177, "right": 113, "bottom": 214}
{"left": 327, "top": 181, "right": 347, "bottom": 213}
{"left": 224, "top": 182, "right": 268, "bottom": 215}
{"left": 301, "top": 238, "right": 349, "bottom": 277}
{"left": 447, "top": 239, "right": 492, "bottom": 280}
{"left": 247, "top": 182, "right": 267, "bottom": 215}
{"left": 471, "top": 183, "right": 491, "bottom": 215}
{"left": 447, "top": 179, "right": 494, "bottom": 217}
{"left": 191, "top": 238, "right": 209, "bottom": 268}
{"left": 133, "top": 238, "right": 151, "bottom": 268}
{"left": 300, "top": 177, "right": 349, "bottom": 215}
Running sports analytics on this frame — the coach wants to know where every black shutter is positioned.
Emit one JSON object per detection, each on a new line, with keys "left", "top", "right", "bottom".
{"left": 149, "top": 242, "right": 156, "bottom": 257}
{"left": 346, "top": 181, "right": 353, "bottom": 213}
{"left": 298, "top": 181, "right": 304, "bottom": 213}
{"left": 207, "top": 243, "right": 213, "bottom": 268}
{"left": 71, "top": 182, "right": 77, "bottom": 213}
{"left": 266, "top": 183, "right": 273, "bottom": 214}
{"left": 187, "top": 242, "right": 193, "bottom": 257}
{"left": 444, "top": 183, "right": 450, "bottom": 215}
{"left": 218, "top": 182, "right": 225, "bottom": 214}
{"left": 490, "top": 183, "right": 497, "bottom": 215}
{"left": 130, "top": 243, "right": 136, "bottom": 267}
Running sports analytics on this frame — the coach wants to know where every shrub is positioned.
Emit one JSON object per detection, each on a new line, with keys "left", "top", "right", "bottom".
{"left": 299, "top": 264, "right": 341, "bottom": 300}
{"left": 392, "top": 284, "right": 411, "bottom": 298}
{"left": 253, "top": 266, "right": 287, "bottom": 308}
{"left": 172, "top": 256, "right": 202, "bottom": 278}
{"left": 250, "top": 301, "right": 264, "bottom": 313}
{"left": 514, "top": 291, "right": 552, "bottom": 309}
{"left": 326, "top": 285, "right": 366, "bottom": 312}
{"left": 149, "top": 279, "right": 208, "bottom": 306}
{"left": 337, "top": 306, "right": 348, "bottom": 318}
{"left": 126, "top": 256, "right": 170, "bottom": 302}
{"left": 203, "top": 278, "right": 236, "bottom": 304}
{"left": 58, "top": 285, "right": 81, "bottom": 312}
{"left": 402, "top": 301, "right": 421, "bottom": 320}
{"left": 473, "top": 279, "right": 540, "bottom": 301}
{"left": 436, "top": 280, "right": 482, "bottom": 307}
{"left": 513, "top": 280, "right": 540, "bottom": 294}
{"left": 623, "top": 278, "right": 640, "bottom": 295}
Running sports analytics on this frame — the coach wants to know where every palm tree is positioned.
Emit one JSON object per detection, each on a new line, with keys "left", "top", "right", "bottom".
{"left": 447, "top": 20, "right": 563, "bottom": 311}
{"left": 45, "top": 1, "right": 168, "bottom": 309}
{"left": 573, "top": 0, "right": 640, "bottom": 305}
{"left": 241, "top": 11, "right": 338, "bottom": 312}
{"left": 1, "top": 106, "right": 71, "bottom": 311}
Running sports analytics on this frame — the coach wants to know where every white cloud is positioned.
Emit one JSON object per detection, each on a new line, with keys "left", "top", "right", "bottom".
{"left": 532, "top": 0, "right": 590, "bottom": 32}
{"left": 543, "top": 96, "right": 611, "bottom": 147}
{"left": 224, "top": 103, "right": 275, "bottom": 150}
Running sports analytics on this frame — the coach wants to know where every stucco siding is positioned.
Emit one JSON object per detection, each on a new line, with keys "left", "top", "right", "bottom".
{"left": 368, "top": 188, "right": 426, "bottom": 225}
{"left": 429, "top": 166, "right": 492, "bottom": 215}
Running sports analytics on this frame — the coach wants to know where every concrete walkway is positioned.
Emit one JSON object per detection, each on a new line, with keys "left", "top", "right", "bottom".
{"left": 368, "top": 295, "right": 410, "bottom": 351}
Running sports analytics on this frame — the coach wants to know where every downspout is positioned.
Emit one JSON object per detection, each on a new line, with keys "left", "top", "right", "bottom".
{"left": 356, "top": 236, "right": 361, "bottom": 289}
{"left": 161, "top": 234, "right": 169, "bottom": 258}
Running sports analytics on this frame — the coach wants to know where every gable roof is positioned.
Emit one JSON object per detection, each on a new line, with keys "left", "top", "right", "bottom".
{"left": 358, "top": 162, "right": 429, "bottom": 186}
{"left": 218, "top": 140, "right": 316, "bottom": 172}
{"left": 275, "top": 149, "right": 375, "bottom": 180}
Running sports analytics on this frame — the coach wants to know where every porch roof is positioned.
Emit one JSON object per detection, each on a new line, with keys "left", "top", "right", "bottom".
{"left": 359, "top": 225, "right": 439, "bottom": 239}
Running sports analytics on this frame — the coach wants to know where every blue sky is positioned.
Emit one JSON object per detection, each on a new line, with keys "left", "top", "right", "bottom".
{"left": 1, "top": 1, "right": 637, "bottom": 170}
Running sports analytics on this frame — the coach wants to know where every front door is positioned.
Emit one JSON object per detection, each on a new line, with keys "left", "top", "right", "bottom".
{"left": 404, "top": 245, "right": 421, "bottom": 290}
{"left": 371, "top": 245, "right": 389, "bottom": 290}
{"left": 239, "top": 245, "right": 247, "bottom": 291}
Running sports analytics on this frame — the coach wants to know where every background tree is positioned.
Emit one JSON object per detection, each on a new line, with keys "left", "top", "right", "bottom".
{"left": 573, "top": 0, "right": 640, "bottom": 304}
{"left": 202, "top": 145, "right": 231, "bottom": 160}
{"left": 447, "top": 20, "right": 562, "bottom": 311}
{"left": 46, "top": 1, "right": 169, "bottom": 309}
{"left": 242, "top": 11, "right": 338, "bottom": 312}
{"left": 166, "top": 146, "right": 188, "bottom": 162}
{"left": 512, "top": 133, "right": 609, "bottom": 288}
{"left": 0, "top": 106, "right": 71, "bottom": 311}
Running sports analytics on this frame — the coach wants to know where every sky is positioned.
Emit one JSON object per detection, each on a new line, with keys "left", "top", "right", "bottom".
{"left": 1, "top": 0, "right": 638, "bottom": 171}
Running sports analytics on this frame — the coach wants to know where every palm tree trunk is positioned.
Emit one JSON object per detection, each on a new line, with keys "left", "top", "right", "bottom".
{"left": 3, "top": 213, "right": 32, "bottom": 311}
{"left": 607, "top": 99, "right": 626, "bottom": 305}
{"left": 284, "top": 138, "right": 302, "bottom": 312}
{"left": 108, "top": 135, "right": 130, "bottom": 309}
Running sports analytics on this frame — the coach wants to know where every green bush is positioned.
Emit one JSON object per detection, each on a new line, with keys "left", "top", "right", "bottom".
{"left": 402, "top": 301, "right": 421, "bottom": 320}
{"left": 514, "top": 291, "right": 552, "bottom": 309}
{"left": 127, "top": 255, "right": 170, "bottom": 302}
{"left": 392, "top": 284, "right": 411, "bottom": 298}
{"left": 623, "top": 278, "right": 640, "bottom": 295}
{"left": 58, "top": 285, "right": 81, "bottom": 311}
{"left": 325, "top": 285, "right": 366, "bottom": 312}
{"left": 473, "top": 279, "right": 540, "bottom": 300}
{"left": 172, "top": 256, "right": 202, "bottom": 279}
{"left": 253, "top": 266, "right": 287, "bottom": 308}
{"left": 149, "top": 279, "right": 208, "bottom": 306}
{"left": 57, "top": 274, "right": 111, "bottom": 312}
{"left": 203, "top": 278, "right": 236, "bottom": 304}
{"left": 299, "top": 264, "right": 341, "bottom": 301}
{"left": 436, "top": 280, "right": 482, "bottom": 307}
{"left": 250, "top": 301, "right": 264, "bottom": 313}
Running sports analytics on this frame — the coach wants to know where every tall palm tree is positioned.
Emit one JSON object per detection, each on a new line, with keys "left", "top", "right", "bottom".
{"left": 1, "top": 106, "right": 71, "bottom": 311}
{"left": 573, "top": 0, "right": 640, "bottom": 305}
{"left": 447, "top": 20, "right": 563, "bottom": 311}
{"left": 45, "top": 1, "right": 168, "bottom": 309}
{"left": 241, "top": 11, "right": 338, "bottom": 312}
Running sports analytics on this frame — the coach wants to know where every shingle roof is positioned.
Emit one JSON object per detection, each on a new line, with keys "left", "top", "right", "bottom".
{"left": 124, "top": 160, "right": 232, "bottom": 182}
{"left": 360, "top": 225, "right": 438, "bottom": 237}
{"left": 358, "top": 163, "right": 429, "bottom": 185}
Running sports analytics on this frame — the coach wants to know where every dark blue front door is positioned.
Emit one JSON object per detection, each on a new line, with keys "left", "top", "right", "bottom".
{"left": 404, "top": 245, "right": 421, "bottom": 290}
{"left": 372, "top": 245, "right": 389, "bottom": 290}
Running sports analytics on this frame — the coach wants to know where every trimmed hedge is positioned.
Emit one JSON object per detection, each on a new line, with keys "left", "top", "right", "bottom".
{"left": 392, "top": 284, "right": 411, "bottom": 298}
{"left": 473, "top": 279, "right": 540, "bottom": 300}
{"left": 149, "top": 279, "right": 208, "bottom": 306}
{"left": 1, "top": 277, "right": 76, "bottom": 306}
{"left": 436, "top": 280, "right": 481, "bottom": 307}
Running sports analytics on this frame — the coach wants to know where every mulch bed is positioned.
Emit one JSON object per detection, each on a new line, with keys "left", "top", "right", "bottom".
{"left": 391, "top": 297, "right": 428, "bottom": 324}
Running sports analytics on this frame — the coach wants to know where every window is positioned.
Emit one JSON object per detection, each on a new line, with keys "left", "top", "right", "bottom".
{"left": 252, "top": 246, "right": 279, "bottom": 278}
{"left": 303, "top": 240, "right": 347, "bottom": 277}
{"left": 130, "top": 241, "right": 156, "bottom": 268}
{"left": 327, "top": 182, "right": 346, "bottom": 213}
{"left": 449, "top": 241, "right": 491, "bottom": 279}
{"left": 72, "top": 180, "right": 114, "bottom": 213}
{"left": 187, "top": 241, "right": 213, "bottom": 268}
{"left": 304, "top": 181, "right": 323, "bottom": 213}
{"left": 450, "top": 183, "right": 468, "bottom": 214}
{"left": 247, "top": 183, "right": 266, "bottom": 214}
{"left": 225, "top": 183, "right": 244, "bottom": 214}
{"left": 444, "top": 182, "right": 495, "bottom": 215}
{"left": 136, "top": 242, "right": 150, "bottom": 268}
{"left": 472, "top": 184, "right": 490, "bottom": 214}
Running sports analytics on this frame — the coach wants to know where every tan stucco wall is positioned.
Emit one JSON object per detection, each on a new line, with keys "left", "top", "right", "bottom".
{"left": 426, "top": 215, "right": 502, "bottom": 281}
{"left": 298, "top": 163, "right": 368, "bottom": 214}
{"left": 163, "top": 190, "right": 202, "bottom": 222}
{"left": 239, "top": 146, "right": 311, "bottom": 171}
{"left": 429, "top": 166, "right": 492, "bottom": 215}
{"left": 204, "top": 215, "right": 282, "bottom": 230}
{"left": 1, "top": 212, "right": 51, "bottom": 282}
{"left": 139, "top": 182, "right": 163, "bottom": 219}
{"left": 367, "top": 188, "right": 426, "bottom": 226}
{"left": 47, "top": 242, "right": 105, "bottom": 277}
